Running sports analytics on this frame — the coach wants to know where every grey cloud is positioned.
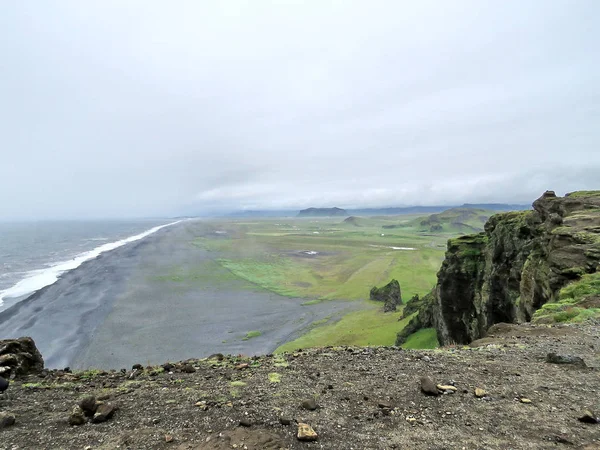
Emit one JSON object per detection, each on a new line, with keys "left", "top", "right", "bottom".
{"left": 0, "top": 1, "right": 598, "bottom": 219}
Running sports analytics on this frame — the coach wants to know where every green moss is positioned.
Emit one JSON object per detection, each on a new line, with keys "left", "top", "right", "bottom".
{"left": 77, "top": 369, "right": 102, "bottom": 380}
{"left": 559, "top": 272, "right": 600, "bottom": 301}
{"left": 566, "top": 190, "right": 600, "bottom": 198}
{"left": 230, "top": 381, "right": 247, "bottom": 387}
{"left": 268, "top": 372, "right": 281, "bottom": 383}
{"left": 532, "top": 272, "right": 600, "bottom": 323}
{"left": 242, "top": 330, "right": 262, "bottom": 340}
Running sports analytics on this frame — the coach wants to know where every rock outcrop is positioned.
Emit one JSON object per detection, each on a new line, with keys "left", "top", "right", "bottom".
{"left": 370, "top": 279, "right": 402, "bottom": 312}
{"left": 397, "top": 191, "right": 600, "bottom": 345}
{"left": 0, "top": 337, "right": 44, "bottom": 378}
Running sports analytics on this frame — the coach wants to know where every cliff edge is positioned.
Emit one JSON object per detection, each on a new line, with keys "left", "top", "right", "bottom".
{"left": 398, "top": 190, "right": 600, "bottom": 346}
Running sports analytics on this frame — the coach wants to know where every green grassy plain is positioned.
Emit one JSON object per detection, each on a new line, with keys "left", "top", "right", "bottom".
{"left": 190, "top": 212, "right": 490, "bottom": 349}
{"left": 275, "top": 303, "right": 416, "bottom": 352}
{"left": 194, "top": 215, "right": 449, "bottom": 302}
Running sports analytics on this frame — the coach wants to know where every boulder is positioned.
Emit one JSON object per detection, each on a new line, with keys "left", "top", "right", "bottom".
{"left": 68, "top": 406, "right": 86, "bottom": 426}
{"left": 370, "top": 279, "right": 402, "bottom": 312}
{"left": 79, "top": 396, "right": 98, "bottom": 416}
{"left": 0, "top": 412, "right": 16, "bottom": 429}
{"left": 420, "top": 376, "right": 440, "bottom": 396}
{"left": 0, "top": 337, "right": 44, "bottom": 378}
{"left": 92, "top": 403, "right": 116, "bottom": 423}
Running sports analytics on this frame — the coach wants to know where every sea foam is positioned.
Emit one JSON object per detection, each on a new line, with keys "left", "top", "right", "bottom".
{"left": 0, "top": 220, "right": 181, "bottom": 307}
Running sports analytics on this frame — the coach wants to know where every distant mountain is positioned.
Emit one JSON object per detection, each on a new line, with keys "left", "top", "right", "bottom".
{"left": 298, "top": 207, "right": 348, "bottom": 217}
{"left": 460, "top": 203, "right": 530, "bottom": 211}
{"left": 225, "top": 210, "right": 296, "bottom": 218}
{"left": 225, "top": 203, "right": 530, "bottom": 218}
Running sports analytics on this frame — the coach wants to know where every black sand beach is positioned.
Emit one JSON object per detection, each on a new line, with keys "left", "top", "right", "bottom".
{"left": 0, "top": 221, "right": 357, "bottom": 369}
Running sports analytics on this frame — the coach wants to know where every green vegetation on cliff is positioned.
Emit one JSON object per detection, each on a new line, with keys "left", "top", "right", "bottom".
{"left": 399, "top": 190, "right": 600, "bottom": 346}
{"left": 533, "top": 272, "right": 600, "bottom": 323}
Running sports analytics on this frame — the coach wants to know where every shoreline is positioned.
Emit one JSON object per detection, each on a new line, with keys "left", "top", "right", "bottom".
{"left": 0, "top": 219, "right": 181, "bottom": 312}
{"left": 0, "top": 220, "right": 359, "bottom": 369}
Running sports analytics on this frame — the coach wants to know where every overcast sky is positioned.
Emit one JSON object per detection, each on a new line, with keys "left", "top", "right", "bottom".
{"left": 1, "top": 1, "right": 598, "bottom": 219}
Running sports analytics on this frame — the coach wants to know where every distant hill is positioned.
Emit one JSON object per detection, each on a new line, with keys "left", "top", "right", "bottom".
{"left": 382, "top": 207, "right": 502, "bottom": 233}
{"left": 342, "top": 216, "right": 363, "bottom": 226}
{"left": 415, "top": 207, "right": 493, "bottom": 233}
{"left": 298, "top": 207, "right": 347, "bottom": 217}
{"left": 346, "top": 203, "right": 529, "bottom": 216}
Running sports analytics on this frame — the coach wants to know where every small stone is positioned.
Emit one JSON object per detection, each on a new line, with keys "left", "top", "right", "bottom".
{"left": 162, "top": 363, "right": 175, "bottom": 371}
{"left": 578, "top": 410, "right": 599, "bottom": 424}
{"left": 420, "top": 377, "right": 439, "bottom": 396}
{"left": 92, "top": 403, "right": 116, "bottom": 423}
{"left": 181, "top": 364, "right": 196, "bottom": 373}
{"left": 239, "top": 418, "right": 252, "bottom": 427}
{"left": 474, "top": 388, "right": 487, "bottom": 398}
{"left": 301, "top": 398, "right": 318, "bottom": 410}
{"left": 165, "top": 434, "right": 174, "bottom": 443}
{"left": 132, "top": 363, "right": 143, "bottom": 370}
{"left": 68, "top": 406, "right": 86, "bottom": 426}
{"left": 279, "top": 417, "right": 292, "bottom": 426}
{"left": 406, "top": 417, "right": 417, "bottom": 425}
{"left": 235, "top": 363, "right": 249, "bottom": 370}
{"left": 437, "top": 385, "right": 457, "bottom": 392}
{"left": 0, "top": 412, "right": 16, "bottom": 428}
{"left": 422, "top": 356, "right": 432, "bottom": 362}
{"left": 79, "top": 395, "right": 97, "bottom": 416}
{"left": 297, "top": 423, "right": 318, "bottom": 441}
{"left": 378, "top": 400, "right": 393, "bottom": 409}
{"left": 520, "top": 398, "right": 532, "bottom": 404}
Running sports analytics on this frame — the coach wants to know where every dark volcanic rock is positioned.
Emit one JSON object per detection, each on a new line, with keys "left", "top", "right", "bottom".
{"left": 0, "top": 412, "right": 16, "bottom": 429}
{"left": 92, "top": 403, "right": 116, "bottom": 423}
{"left": 301, "top": 398, "right": 318, "bottom": 411}
{"left": 0, "top": 376, "right": 8, "bottom": 393}
{"left": 0, "top": 336, "right": 44, "bottom": 377}
{"left": 420, "top": 376, "right": 440, "bottom": 396}
{"left": 68, "top": 406, "right": 86, "bottom": 426}
{"left": 79, "top": 396, "right": 97, "bottom": 416}
{"left": 578, "top": 410, "right": 599, "bottom": 424}
{"left": 546, "top": 353, "right": 587, "bottom": 367}
{"left": 370, "top": 279, "right": 402, "bottom": 312}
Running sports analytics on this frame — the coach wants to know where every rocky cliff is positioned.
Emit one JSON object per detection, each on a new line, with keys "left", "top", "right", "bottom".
{"left": 397, "top": 190, "right": 600, "bottom": 346}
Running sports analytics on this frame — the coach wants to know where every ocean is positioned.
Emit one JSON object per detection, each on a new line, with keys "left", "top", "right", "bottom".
{"left": 0, "top": 219, "right": 176, "bottom": 312}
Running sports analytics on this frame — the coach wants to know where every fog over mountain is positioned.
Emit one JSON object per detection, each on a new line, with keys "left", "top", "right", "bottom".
{"left": 1, "top": 1, "right": 598, "bottom": 219}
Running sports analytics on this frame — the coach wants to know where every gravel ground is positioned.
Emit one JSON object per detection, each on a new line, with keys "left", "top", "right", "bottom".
{"left": 1, "top": 322, "right": 599, "bottom": 449}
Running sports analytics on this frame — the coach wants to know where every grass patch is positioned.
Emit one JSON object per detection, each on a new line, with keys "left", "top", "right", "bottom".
{"left": 242, "top": 330, "right": 262, "bottom": 341}
{"left": 533, "top": 272, "right": 600, "bottom": 323}
{"left": 197, "top": 217, "right": 446, "bottom": 302}
{"left": 401, "top": 328, "right": 439, "bottom": 349}
{"left": 276, "top": 303, "right": 413, "bottom": 351}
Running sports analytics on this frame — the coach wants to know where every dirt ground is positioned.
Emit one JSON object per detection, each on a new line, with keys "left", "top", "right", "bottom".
{"left": 1, "top": 322, "right": 599, "bottom": 449}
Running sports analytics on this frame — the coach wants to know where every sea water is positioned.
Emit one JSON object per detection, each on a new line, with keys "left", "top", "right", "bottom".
{"left": 0, "top": 219, "right": 178, "bottom": 311}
